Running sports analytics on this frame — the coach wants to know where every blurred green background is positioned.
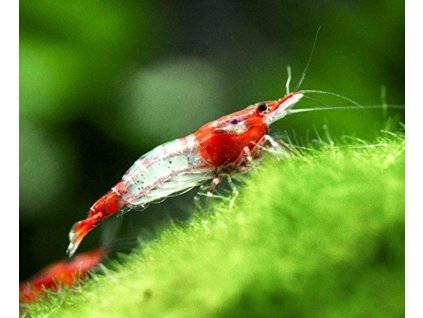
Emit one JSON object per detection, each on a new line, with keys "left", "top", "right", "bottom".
{"left": 20, "top": 0, "right": 404, "bottom": 280}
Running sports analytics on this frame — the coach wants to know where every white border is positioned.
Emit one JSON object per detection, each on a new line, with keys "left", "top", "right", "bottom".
{"left": 0, "top": 0, "right": 19, "bottom": 316}
{"left": 406, "top": 0, "right": 422, "bottom": 317}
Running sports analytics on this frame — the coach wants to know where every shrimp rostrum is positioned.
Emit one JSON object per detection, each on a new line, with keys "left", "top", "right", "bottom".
{"left": 66, "top": 92, "right": 304, "bottom": 256}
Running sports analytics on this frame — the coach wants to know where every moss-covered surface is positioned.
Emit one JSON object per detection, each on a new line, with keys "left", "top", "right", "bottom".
{"left": 22, "top": 134, "right": 405, "bottom": 318}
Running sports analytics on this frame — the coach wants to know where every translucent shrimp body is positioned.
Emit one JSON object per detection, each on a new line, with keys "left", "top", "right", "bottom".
{"left": 122, "top": 136, "right": 214, "bottom": 206}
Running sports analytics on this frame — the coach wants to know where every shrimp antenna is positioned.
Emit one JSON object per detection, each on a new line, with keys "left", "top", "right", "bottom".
{"left": 300, "top": 93, "right": 356, "bottom": 109}
{"left": 285, "top": 65, "right": 292, "bottom": 95}
{"left": 299, "top": 89, "right": 363, "bottom": 108}
{"left": 286, "top": 104, "right": 404, "bottom": 115}
{"left": 293, "top": 26, "right": 322, "bottom": 92}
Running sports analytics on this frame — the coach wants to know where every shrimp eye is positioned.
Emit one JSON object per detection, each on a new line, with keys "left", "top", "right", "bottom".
{"left": 231, "top": 119, "right": 240, "bottom": 125}
{"left": 257, "top": 103, "right": 268, "bottom": 113}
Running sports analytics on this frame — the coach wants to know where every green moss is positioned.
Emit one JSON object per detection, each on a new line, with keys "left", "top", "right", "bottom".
{"left": 22, "top": 133, "right": 405, "bottom": 318}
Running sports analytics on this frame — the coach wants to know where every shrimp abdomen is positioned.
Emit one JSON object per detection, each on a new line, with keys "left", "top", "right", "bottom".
{"left": 122, "top": 135, "right": 214, "bottom": 205}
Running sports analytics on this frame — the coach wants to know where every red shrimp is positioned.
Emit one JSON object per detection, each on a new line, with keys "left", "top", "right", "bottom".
{"left": 20, "top": 248, "right": 105, "bottom": 302}
{"left": 66, "top": 91, "right": 305, "bottom": 257}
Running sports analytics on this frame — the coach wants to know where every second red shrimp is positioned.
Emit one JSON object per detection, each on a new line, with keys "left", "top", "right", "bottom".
{"left": 20, "top": 248, "right": 105, "bottom": 302}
